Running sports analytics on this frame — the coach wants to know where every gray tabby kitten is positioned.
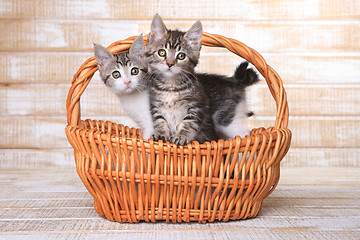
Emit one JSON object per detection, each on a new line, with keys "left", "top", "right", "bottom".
{"left": 146, "top": 14, "right": 218, "bottom": 145}
{"left": 94, "top": 35, "right": 154, "bottom": 139}
{"left": 197, "top": 62, "right": 259, "bottom": 139}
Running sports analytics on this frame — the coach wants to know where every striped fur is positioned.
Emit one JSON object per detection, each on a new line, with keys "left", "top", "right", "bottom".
{"left": 146, "top": 14, "right": 218, "bottom": 145}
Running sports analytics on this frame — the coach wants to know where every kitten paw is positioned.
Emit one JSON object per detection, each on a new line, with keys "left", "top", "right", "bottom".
{"left": 170, "top": 135, "right": 191, "bottom": 145}
{"left": 152, "top": 133, "right": 165, "bottom": 142}
{"left": 152, "top": 133, "right": 171, "bottom": 142}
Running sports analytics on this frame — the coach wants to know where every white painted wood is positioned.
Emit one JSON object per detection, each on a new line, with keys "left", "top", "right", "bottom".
{"left": 247, "top": 84, "right": 360, "bottom": 116}
{"left": 0, "top": 116, "right": 359, "bottom": 148}
{"left": 282, "top": 148, "right": 360, "bottom": 167}
{"left": 1, "top": 20, "right": 359, "bottom": 52}
{"left": 1, "top": 53, "right": 359, "bottom": 84}
{"left": 1, "top": 148, "right": 359, "bottom": 169}
{"left": 2, "top": 84, "right": 360, "bottom": 116}
{"left": 1, "top": 0, "right": 359, "bottom": 20}
{"left": 0, "top": 149, "right": 74, "bottom": 168}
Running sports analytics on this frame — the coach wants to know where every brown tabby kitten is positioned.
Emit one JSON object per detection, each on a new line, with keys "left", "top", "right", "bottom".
{"left": 145, "top": 14, "right": 218, "bottom": 145}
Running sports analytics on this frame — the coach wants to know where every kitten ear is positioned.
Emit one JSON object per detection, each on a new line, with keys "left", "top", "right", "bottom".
{"left": 184, "top": 21, "right": 203, "bottom": 51}
{"left": 93, "top": 43, "right": 114, "bottom": 71}
{"left": 129, "top": 34, "right": 145, "bottom": 60}
{"left": 149, "top": 14, "right": 168, "bottom": 44}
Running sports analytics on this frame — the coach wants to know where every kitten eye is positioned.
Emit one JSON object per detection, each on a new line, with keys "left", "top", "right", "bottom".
{"left": 177, "top": 52, "right": 186, "bottom": 60}
{"left": 131, "top": 67, "right": 139, "bottom": 75}
{"left": 158, "top": 49, "right": 166, "bottom": 57}
{"left": 112, "top": 71, "right": 121, "bottom": 78}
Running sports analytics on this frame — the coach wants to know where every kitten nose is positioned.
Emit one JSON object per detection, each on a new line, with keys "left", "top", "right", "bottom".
{"left": 166, "top": 59, "right": 175, "bottom": 68}
{"left": 124, "top": 80, "right": 131, "bottom": 86}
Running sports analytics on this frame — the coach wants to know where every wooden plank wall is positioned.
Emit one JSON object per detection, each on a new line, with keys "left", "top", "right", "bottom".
{"left": 0, "top": 0, "right": 359, "bottom": 168}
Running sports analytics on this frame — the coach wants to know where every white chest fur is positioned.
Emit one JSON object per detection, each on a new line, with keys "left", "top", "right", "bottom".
{"left": 118, "top": 90, "right": 154, "bottom": 139}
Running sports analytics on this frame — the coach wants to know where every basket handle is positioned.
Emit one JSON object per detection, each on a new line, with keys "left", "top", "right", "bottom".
{"left": 66, "top": 33, "right": 289, "bottom": 129}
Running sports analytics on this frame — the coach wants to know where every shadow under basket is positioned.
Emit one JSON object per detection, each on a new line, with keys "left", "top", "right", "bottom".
{"left": 65, "top": 33, "right": 292, "bottom": 223}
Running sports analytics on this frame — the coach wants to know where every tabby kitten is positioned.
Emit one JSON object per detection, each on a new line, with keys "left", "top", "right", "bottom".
{"left": 146, "top": 14, "right": 218, "bottom": 145}
{"left": 94, "top": 35, "right": 154, "bottom": 139}
{"left": 197, "top": 62, "right": 259, "bottom": 139}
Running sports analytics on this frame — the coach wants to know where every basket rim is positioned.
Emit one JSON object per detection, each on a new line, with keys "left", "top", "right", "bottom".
{"left": 65, "top": 118, "right": 285, "bottom": 150}
{"left": 65, "top": 118, "right": 291, "bottom": 170}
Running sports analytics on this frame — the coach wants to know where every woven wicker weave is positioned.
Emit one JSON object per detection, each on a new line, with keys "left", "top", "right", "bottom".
{"left": 65, "top": 33, "right": 291, "bottom": 223}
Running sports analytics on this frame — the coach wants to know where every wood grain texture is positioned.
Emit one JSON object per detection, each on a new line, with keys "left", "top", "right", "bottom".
{"left": 1, "top": 116, "right": 359, "bottom": 148}
{"left": 250, "top": 84, "right": 360, "bottom": 116}
{"left": 2, "top": 83, "right": 360, "bottom": 116}
{"left": 0, "top": 52, "right": 90, "bottom": 84}
{"left": 0, "top": 167, "right": 359, "bottom": 239}
{"left": 1, "top": 148, "right": 359, "bottom": 169}
{"left": 1, "top": 19, "right": 359, "bottom": 52}
{"left": 0, "top": 230, "right": 358, "bottom": 240}
{"left": 0, "top": 116, "right": 135, "bottom": 148}
{"left": 1, "top": 52, "right": 359, "bottom": 84}
{"left": 1, "top": 0, "right": 359, "bottom": 20}
{"left": 283, "top": 148, "right": 360, "bottom": 167}
{"left": 0, "top": 149, "right": 74, "bottom": 168}
{"left": 2, "top": 198, "right": 359, "bottom": 216}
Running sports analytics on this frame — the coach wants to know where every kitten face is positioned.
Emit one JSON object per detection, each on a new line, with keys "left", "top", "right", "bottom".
{"left": 151, "top": 42, "right": 189, "bottom": 77}
{"left": 101, "top": 54, "right": 145, "bottom": 94}
{"left": 94, "top": 35, "right": 147, "bottom": 94}
{"left": 146, "top": 15, "right": 203, "bottom": 78}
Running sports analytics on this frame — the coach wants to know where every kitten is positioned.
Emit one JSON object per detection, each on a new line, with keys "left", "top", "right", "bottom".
{"left": 146, "top": 14, "right": 218, "bottom": 145}
{"left": 197, "top": 62, "right": 259, "bottom": 139}
{"left": 94, "top": 35, "right": 154, "bottom": 139}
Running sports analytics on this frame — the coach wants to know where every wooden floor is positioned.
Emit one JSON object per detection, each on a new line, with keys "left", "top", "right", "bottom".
{"left": 0, "top": 167, "right": 359, "bottom": 240}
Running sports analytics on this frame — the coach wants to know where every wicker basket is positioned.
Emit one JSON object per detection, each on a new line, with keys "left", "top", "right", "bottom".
{"left": 65, "top": 33, "right": 291, "bottom": 223}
